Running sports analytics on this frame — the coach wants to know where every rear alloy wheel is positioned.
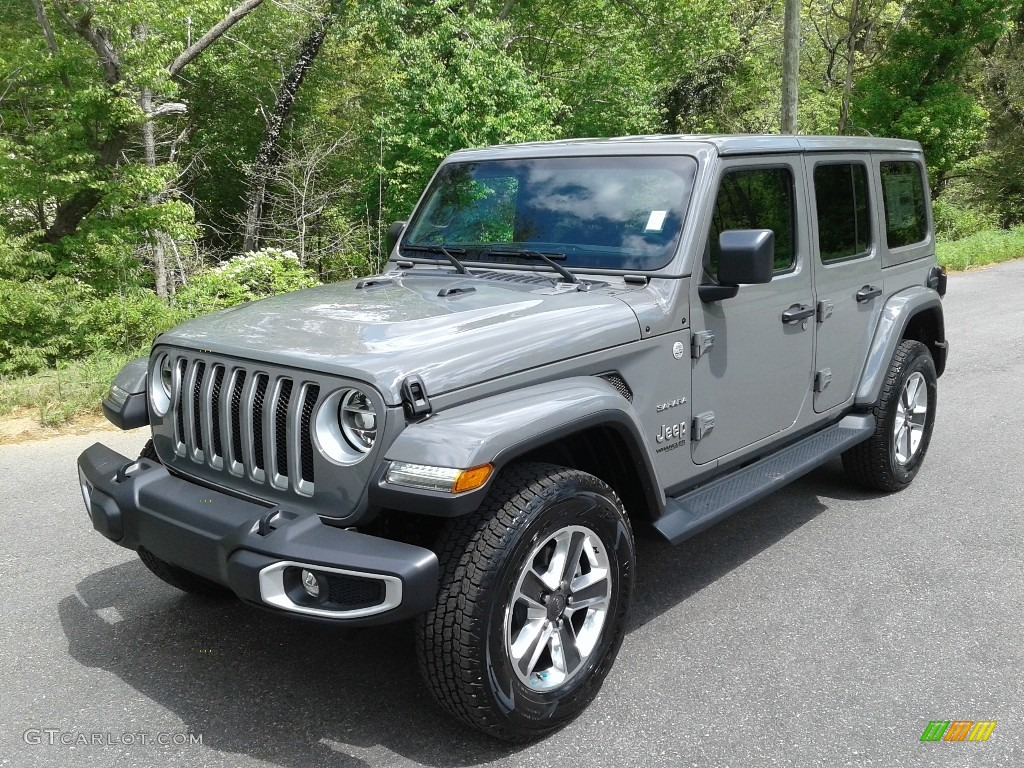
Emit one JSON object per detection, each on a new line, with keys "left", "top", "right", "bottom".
{"left": 416, "top": 463, "right": 634, "bottom": 742}
{"left": 843, "top": 339, "right": 938, "bottom": 491}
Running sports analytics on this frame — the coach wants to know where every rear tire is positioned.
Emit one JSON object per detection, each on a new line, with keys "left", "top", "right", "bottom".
{"left": 842, "top": 339, "right": 937, "bottom": 492}
{"left": 415, "top": 462, "right": 635, "bottom": 742}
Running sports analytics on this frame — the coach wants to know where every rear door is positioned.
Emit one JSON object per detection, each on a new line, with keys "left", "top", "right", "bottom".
{"left": 806, "top": 156, "right": 883, "bottom": 412}
{"left": 689, "top": 156, "right": 815, "bottom": 464}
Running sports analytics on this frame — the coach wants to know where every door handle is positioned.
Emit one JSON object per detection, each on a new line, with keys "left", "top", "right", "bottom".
{"left": 782, "top": 304, "right": 815, "bottom": 324}
{"left": 856, "top": 284, "right": 882, "bottom": 303}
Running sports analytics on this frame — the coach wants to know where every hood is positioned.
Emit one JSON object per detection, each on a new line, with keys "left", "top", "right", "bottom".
{"left": 158, "top": 270, "right": 641, "bottom": 403}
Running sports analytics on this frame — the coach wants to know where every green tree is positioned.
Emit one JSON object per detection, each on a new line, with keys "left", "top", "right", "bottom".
{"left": 853, "top": 0, "right": 1014, "bottom": 185}
{"left": 0, "top": 0, "right": 271, "bottom": 296}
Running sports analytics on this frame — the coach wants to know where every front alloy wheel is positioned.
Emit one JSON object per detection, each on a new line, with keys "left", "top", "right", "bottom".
{"left": 416, "top": 463, "right": 634, "bottom": 742}
{"left": 505, "top": 524, "right": 612, "bottom": 692}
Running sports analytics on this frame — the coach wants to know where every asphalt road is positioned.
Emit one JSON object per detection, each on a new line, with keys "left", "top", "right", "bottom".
{"left": 1, "top": 260, "right": 1022, "bottom": 768}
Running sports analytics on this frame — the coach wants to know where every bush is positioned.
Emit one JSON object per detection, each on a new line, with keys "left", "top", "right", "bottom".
{"left": 174, "top": 248, "right": 319, "bottom": 315}
{"left": 936, "top": 227, "right": 1024, "bottom": 271}
{"left": 0, "top": 278, "right": 103, "bottom": 376}
{"left": 932, "top": 199, "right": 998, "bottom": 241}
{"left": 0, "top": 278, "right": 177, "bottom": 377}
{"left": 0, "top": 352, "right": 135, "bottom": 426}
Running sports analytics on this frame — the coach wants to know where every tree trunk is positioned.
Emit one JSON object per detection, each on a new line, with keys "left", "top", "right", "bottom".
{"left": 839, "top": 0, "right": 861, "bottom": 135}
{"left": 136, "top": 23, "right": 171, "bottom": 300}
{"left": 43, "top": 0, "right": 266, "bottom": 247}
{"left": 242, "top": 12, "right": 335, "bottom": 253}
{"left": 781, "top": 0, "right": 801, "bottom": 134}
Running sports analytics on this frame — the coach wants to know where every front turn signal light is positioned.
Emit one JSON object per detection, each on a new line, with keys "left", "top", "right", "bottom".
{"left": 386, "top": 462, "right": 493, "bottom": 494}
{"left": 452, "top": 464, "right": 493, "bottom": 494}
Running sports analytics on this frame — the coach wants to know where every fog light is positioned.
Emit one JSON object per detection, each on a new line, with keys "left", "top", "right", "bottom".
{"left": 301, "top": 569, "right": 320, "bottom": 598}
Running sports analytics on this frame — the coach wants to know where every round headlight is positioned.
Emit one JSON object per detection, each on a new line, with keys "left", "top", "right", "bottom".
{"left": 313, "top": 387, "right": 382, "bottom": 465}
{"left": 149, "top": 354, "right": 173, "bottom": 416}
{"left": 338, "top": 389, "right": 377, "bottom": 453}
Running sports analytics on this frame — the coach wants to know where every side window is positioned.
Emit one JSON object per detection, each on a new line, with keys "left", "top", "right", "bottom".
{"left": 880, "top": 161, "right": 928, "bottom": 249}
{"left": 813, "top": 163, "right": 871, "bottom": 262}
{"left": 708, "top": 167, "right": 795, "bottom": 276}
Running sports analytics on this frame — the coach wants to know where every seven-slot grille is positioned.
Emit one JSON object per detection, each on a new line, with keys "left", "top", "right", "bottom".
{"left": 170, "top": 355, "right": 320, "bottom": 496}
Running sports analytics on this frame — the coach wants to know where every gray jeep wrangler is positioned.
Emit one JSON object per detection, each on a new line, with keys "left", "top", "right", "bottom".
{"left": 78, "top": 135, "right": 947, "bottom": 741}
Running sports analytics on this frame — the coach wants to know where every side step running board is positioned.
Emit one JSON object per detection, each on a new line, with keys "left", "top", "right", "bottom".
{"left": 653, "top": 414, "right": 875, "bottom": 545}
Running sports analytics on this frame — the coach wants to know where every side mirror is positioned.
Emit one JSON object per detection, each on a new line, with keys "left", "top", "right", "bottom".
{"left": 717, "top": 229, "right": 775, "bottom": 285}
{"left": 700, "top": 229, "right": 775, "bottom": 302}
{"left": 385, "top": 220, "right": 406, "bottom": 256}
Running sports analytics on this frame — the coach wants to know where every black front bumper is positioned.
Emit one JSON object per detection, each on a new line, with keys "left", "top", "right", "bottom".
{"left": 77, "top": 443, "right": 439, "bottom": 626}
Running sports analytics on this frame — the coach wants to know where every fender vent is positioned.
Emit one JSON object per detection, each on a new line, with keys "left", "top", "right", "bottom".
{"left": 599, "top": 373, "right": 633, "bottom": 402}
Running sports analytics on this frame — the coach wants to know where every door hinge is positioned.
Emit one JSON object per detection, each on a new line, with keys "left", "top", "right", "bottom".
{"left": 814, "top": 369, "right": 832, "bottom": 393}
{"left": 691, "top": 331, "right": 715, "bottom": 360}
{"left": 817, "top": 299, "right": 834, "bottom": 323}
{"left": 692, "top": 411, "right": 715, "bottom": 441}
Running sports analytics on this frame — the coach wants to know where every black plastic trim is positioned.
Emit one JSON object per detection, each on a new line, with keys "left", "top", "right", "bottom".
{"left": 400, "top": 375, "right": 432, "bottom": 419}
{"left": 927, "top": 265, "right": 947, "bottom": 297}
{"left": 698, "top": 284, "right": 739, "bottom": 302}
{"left": 78, "top": 442, "right": 439, "bottom": 626}
{"left": 102, "top": 391, "right": 150, "bottom": 430}
{"left": 369, "top": 409, "right": 664, "bottom": 520}
{"left": 355, "top": 277, "right": 394, "bottom": 290}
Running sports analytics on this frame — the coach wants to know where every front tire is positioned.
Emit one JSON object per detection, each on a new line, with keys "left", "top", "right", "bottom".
{"left": 842, "top": 339, "right": 937, "bottom": 491}
{"left": 416, "top": 463, "right": 635, "bottom": 742}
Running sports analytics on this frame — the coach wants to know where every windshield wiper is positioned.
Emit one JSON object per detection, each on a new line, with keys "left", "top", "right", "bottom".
{"left": 482, "top": 248, "right": 588, "bottom": 290}
{"left": 400, "top": 244, "right": 470, "bottom": 275}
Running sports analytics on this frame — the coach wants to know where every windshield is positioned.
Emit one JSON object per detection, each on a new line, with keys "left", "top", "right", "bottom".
{"left": 403, "top": 155, "right": 697, "bottom": 271}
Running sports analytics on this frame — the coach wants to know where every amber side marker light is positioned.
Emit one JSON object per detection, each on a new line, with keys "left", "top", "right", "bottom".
{"left": 452, "top": 464, "right": 493, "bottom": 494}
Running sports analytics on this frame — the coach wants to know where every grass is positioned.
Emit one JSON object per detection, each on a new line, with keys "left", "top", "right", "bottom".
{"left": 2, "top": 228, "right": 1022, "bottom": 431}
{"left": 0, "top": 352, "right": 136, "bottom": 427}
{"left": 937, "top": 227, "right": 1024, "bottom": 271}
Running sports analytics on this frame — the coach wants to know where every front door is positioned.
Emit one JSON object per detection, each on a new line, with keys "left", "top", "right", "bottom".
{"left": 805, "top": 156, "right": 883, "bottom": 412}
{"left": 690, "top": 157, "right": 815, "bottom": 465}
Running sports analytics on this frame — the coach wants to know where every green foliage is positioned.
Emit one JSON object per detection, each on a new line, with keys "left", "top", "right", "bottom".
{"left": 0, "top": 277, "right": 176, "bottom": 376}
{"left": 0, "top": 249, "right": 316, "bottom": 379}
{"left": 4, "top": 0, "right": 1024, "bottom": 428}
{"left": 174, "top": 249, "right": 320, "bottom": 315}
{"left": 936, "top": 227, "right": 1024, "bottom": 271}
{"left": 932, "top": 198, "right": 1000, "bottom": 241}
{"left": 370, "top": 2, "right": 559, "bottom": 219}
{"left": 853, "top": 0, "right": 1014, "bottom": 180}
{"left": 0, "top": 351, "right": 136, "bottom": 426}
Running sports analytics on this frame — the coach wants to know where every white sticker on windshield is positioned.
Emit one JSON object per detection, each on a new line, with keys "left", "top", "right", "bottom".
{"left": 645, "top": 210, "right": 668, "bottom": 232}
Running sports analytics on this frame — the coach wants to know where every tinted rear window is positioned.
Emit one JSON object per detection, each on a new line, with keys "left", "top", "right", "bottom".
{"left": 880, "top": 161, "right": 928, "bottom": 249}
